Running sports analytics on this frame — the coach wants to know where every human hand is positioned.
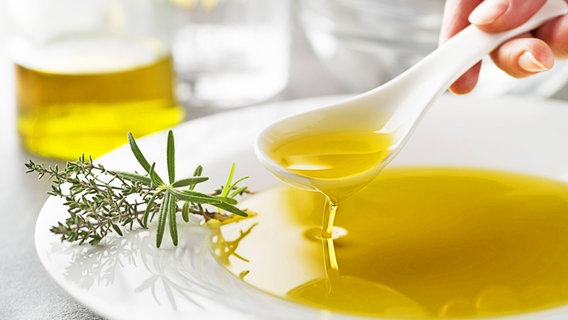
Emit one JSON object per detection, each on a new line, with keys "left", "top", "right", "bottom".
{"left": 439, "top": 0, "right": 568, "bottom": 94}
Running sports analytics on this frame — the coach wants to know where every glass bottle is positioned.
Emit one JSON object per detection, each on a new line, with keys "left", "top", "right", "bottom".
{"left": 8, "top": 0, "right": 184, "bottom": 160}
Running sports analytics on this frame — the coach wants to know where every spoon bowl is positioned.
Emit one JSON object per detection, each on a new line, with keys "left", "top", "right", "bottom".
{"left": 256, "top": 0, "right": 568, "bottom": 199}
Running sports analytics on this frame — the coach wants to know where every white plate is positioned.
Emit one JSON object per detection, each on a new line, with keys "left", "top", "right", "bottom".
{"left": 35, "top": 95, "right": 568, "bottom": 320}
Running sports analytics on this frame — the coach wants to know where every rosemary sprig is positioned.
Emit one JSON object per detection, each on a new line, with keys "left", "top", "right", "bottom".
{"left": 26, "top": 130, "right": 249, "bottom": 247}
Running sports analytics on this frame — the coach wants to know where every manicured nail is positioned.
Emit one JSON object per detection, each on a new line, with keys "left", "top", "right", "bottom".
{"left": 469, "top": 0, "right": 510, "bottom": 25}
{"left": 518, "top": 51, "right": 550, "bottom": 72}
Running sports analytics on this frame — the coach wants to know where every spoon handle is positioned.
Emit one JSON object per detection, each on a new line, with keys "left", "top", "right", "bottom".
{"left": 402, "top": 0, "right": 568, "bottom": 96}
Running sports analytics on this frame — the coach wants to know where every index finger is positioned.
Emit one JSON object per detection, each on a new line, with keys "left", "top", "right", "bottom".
{"left": 439, "top": 0, "right": 483, "bottom": 44}
{"left": 469, "top": 0, "right": 547, "bottom": 32}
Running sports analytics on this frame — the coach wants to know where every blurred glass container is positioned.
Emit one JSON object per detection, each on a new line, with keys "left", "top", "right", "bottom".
{"left": 8, "top": 0, "right": 184, "bottom": 160}
{"left": 300, "top": 0, "right": 568, "bottom": 97}
{"left": 300, "top": 0, "right": 444, "bottom": 92}
{"left": 171, "top": 0, "right": 291, "bottom": 108}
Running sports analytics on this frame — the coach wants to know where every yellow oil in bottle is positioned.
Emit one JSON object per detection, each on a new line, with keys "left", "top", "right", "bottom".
{"left": 213, "top": 167, "right": 568, "bottom": 318}
{"left": 15, "top": 37, "right": 184, "bottom": 160}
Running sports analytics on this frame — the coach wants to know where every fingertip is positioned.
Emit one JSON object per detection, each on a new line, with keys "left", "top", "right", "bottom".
{"left": 448, "top": 63, "right": 482, "bottom": 95}
{"left": 469, "top": 0, "right": 510, "bottom": 26}
{"left": 491, "top": 37, "right": 554, "bottom": 77}
{"left": 468, "top": 0, "right": 547, "bottom": 32}
{"left": 449, "top": 81, "right": 477, "bottom": 95}
{"left": 518, "top": 51, "right": 552, "bottom": 73}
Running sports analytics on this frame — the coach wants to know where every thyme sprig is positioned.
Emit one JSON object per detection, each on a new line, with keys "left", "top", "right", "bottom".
{"left": 26, "top": 130, "right": 249, "bottom": 247}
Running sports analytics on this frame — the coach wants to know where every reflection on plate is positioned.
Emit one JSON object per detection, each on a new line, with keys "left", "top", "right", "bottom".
{"left": 35, "top": 95, "right": 568, "bottom": 320}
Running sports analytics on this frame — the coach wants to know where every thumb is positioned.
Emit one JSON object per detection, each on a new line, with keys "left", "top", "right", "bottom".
{"left": 469, "top": 0, "right": 547, "bottom": 32}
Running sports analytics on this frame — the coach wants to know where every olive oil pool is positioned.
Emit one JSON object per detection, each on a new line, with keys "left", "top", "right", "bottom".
{"left": 15, "top": 38, "right": 183, "bottom": 160}
{"left": 213, "top": 167, "right": 568, "bottom": 318}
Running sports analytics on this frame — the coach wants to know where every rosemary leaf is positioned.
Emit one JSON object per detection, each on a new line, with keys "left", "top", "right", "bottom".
{"left": 214, "top": 202, "right": 248, "bottom": 217}
{"left": 167, "top": 192, "right": 178, "bottom": 246}
{"left": 168, "top": 188, "right": 222, "bottom": 204}
{"left": 171, "top": 176, "right": 209, "bottom": 188}
{"left": 182, "top": 201, "right": 190, "bottom": 223}
{"left": 156, "top": 192, "right": 170, "bottom": 248}
{"left": 128, "top": 132, "right": 164, "bottom": 185}
{"left": 143, "top": 190, "right": 162, "bottom": 228}
{"left": 167, "top": 130, "right": 176, "bottom": 184}
{"left": 220, "top": 163, "right": 236, "bottom": 198}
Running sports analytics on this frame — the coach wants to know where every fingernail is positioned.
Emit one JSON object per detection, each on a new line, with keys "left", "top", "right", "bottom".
{"left": 469, "top": 0, "right": 510, "bottom": 25}
{"left": 518, "top": 51, "right": 550, "bottom": 72}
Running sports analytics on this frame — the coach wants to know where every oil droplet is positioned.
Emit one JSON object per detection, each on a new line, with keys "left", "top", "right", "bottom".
{"left": 304, "top": 226, "right": 348, "bottom": 241}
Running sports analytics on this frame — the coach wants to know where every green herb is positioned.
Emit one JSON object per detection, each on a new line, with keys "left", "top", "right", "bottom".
{"left": 26, "top": 130, "right": 249, "bottom": 247}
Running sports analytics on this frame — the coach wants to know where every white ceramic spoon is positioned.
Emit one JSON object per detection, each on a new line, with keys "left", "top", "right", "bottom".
{"left": 256, "top": 0, "right": 568, "bottom": 195}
